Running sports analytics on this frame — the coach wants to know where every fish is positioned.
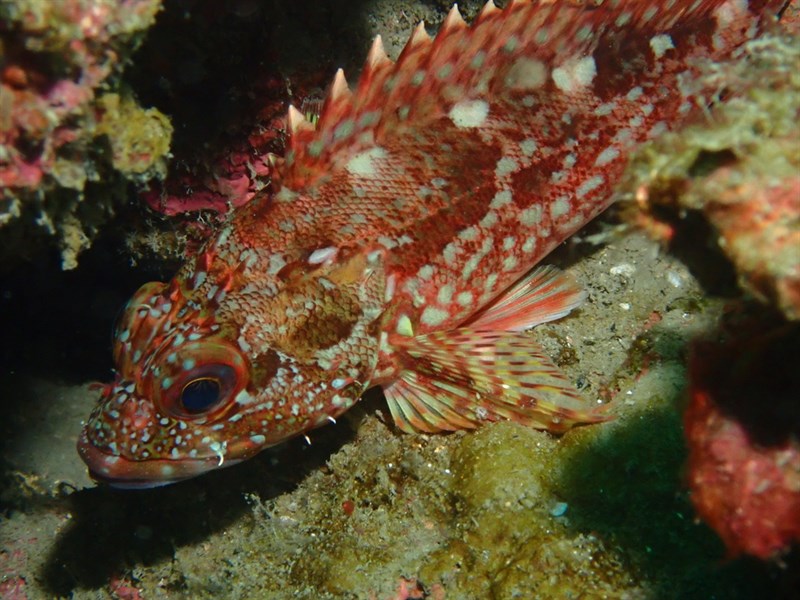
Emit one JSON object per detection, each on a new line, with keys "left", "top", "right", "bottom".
{"left": 77, "top": 0, "right": 786, "bottom": 487}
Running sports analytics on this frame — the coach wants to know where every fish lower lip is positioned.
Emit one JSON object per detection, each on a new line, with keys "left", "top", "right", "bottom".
{"left": 87, "top": 470, "right": 179, "bottom": 489}
{"left": 77, "top": 435, "right": 239, "bottom": 488}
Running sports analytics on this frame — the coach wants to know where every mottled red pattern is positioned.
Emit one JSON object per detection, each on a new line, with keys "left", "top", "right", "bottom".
{"left": 78, "top": 0, "right": 785, "bottom": 486}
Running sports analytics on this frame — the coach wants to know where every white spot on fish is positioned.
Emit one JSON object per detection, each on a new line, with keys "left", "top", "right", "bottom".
{"left": 395, "top": 314, "right": 414, "bottom": 337}
{"left": 626, "top": 86, "right": 644, "bottom": 102}
{"left": 418, "top": 265, "right": 434, "bottom": 280}
{"left": 308, "top": 246, "right": 338, "bottom": 265}
{"left": 519, "top": 206, "right": 542, "bottom": 226}
{"left": 505, "top": 57, "right": 548, "bottom": 90}
{"left": 519, "top": 138, "right": 538, "bottom": 156}
{"left": 267, "top": 253, "right": 286, "bottom": 275}
{"left": 490, "top": 189, "right": 512, "bottom": 209}
{"left": 346, "top": 146, "right": 388, "bottom": 177}
{"left": 437, "top": 284, "right": 454, "bottom": 305}
{"left": 495, "top": 157, "right": 518, "bottom": 178}
{"left": 385, "top": 274, "right": 396, "bottom": 302}
{"left": 457, "top": 291, "right": 473, "bottom": 306}
{"left": 480, "top": 210, "right": 498, "bottom": 228}
{"left": 331, "top": 378, "right": 348, "bottom": 390}
{"left": 576, "top": 175, "right": 604, "bottom": 198}
{"left": 650, "top": 34, "right": 675, "bottom": 59}
{"left": 552, "top": 55, "right": 596, "bottom": 93}
{"left": 459, "top": 225, "right": 480, "bottom": 241}
{"left": 594, "top": 146, "right": 620, "bottom": 167}
{"left": 649, "top": 121, "right": 668, "bottom": 137}
{"left": 522, "top": 237, "right": 537, "bottom": 253}
{"left": 443, "top": 242, "right": 459, "bottom": 266}
{"left": 275, "top": 187, "right": 298, "bottom": 203}
{"left": 448, "top": 99, "right": 489, "bottom": 128}
{"left": 235, "top": 389, "right": 255, "bottom": 405}
{"left": 594, "top": 101, "right": 616, "bottom": 116}
{"left": 551, "top": 196, "right": 570, "bottom": 218}
{"left": 421, "top": 306, "right": 449, "bottom": 326}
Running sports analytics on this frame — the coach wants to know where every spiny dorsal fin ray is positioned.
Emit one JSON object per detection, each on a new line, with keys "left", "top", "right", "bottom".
{"left": 365, "top": 34, "right": 390, "bottom": 70}
{"left": 278, "top": 0, "right": 774, "bottom": 189}
{"left": 286, "top": 105, "right": 313, "bottom": 136}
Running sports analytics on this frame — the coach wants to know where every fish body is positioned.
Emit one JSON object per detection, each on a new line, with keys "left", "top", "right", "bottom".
{"left": 78, "top": 0, "right": 784, "bottom": 486}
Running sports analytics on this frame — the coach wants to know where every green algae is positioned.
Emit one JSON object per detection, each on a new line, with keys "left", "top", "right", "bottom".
{"left": 423, "top": 422, "right": 643, "bottom": 597}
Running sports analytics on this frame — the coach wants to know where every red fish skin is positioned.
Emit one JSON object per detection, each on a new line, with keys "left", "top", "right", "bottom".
{"left": 77, "top": 0, "right": 786, "bottom": 487}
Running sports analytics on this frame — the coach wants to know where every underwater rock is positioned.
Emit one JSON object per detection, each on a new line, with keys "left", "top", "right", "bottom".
{"left": 685, "top": 312, "right": 800, "bottom": 559}
{"left": 0, "top": 0, "right": 169, "bottom": 269}
{"left": 624, "top": 29, "right": 800, "bottom": 320}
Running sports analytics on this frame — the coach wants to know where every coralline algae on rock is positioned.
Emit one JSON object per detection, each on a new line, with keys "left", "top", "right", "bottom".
{"left": 0, "top": 0, "right": 170, "bottom": 269}
{"left": 624, "top": 29, "right": 800, "bottom": 321}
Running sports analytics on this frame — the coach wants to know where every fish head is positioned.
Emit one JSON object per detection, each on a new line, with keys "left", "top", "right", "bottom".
{"left": 78, "top": 244, "right": 388, "bottom": 488}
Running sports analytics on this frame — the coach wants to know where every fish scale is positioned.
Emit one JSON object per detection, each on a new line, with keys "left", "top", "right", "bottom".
{"left": 78, "top": 0, "right": 786, "bottom": 487}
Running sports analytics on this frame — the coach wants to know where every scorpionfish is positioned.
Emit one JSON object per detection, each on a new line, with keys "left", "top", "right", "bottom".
{"left": 78, "top": 0, "right": 786, "bottom": 487}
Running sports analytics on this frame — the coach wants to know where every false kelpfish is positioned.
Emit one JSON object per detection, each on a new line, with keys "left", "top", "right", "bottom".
{"left": 78, "top": 0, "right": 787, "bottom": 487}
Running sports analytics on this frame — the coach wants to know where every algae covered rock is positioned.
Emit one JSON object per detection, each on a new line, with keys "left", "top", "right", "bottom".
{"left": 624, "top": 30, "right": 800, "bottom": 320}
{"left": 0, "top": 0, "right": 169, "bottom": 268}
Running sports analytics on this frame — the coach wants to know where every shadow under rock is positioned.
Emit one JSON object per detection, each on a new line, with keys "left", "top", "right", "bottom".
{"left": 40, "top": 414, "right": 358, "bottom": 595}
{"left": 554, "top": 404, "right": 790, "bottom": 600}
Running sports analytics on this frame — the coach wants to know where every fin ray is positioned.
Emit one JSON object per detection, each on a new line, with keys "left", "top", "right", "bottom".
{"left": 385, "top": 329, "right": 610, "bottom": 434}
{"left": 279, "top": 0, "right": 750, "bottom": 188}
{"left": 467, "top": 265, "right": 585, "bottom": 331}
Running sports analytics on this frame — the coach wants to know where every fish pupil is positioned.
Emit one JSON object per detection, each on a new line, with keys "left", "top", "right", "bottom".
{"left": 181, "top": 377, "right": 221, "bottom": 413}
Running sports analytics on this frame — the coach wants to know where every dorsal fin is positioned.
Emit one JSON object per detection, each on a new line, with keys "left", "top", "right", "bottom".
{"left": 278, "top": 0, "right": 782, "bottom": 188}
{"left": 286, "top": 105, "right": 313, "bottom": 136}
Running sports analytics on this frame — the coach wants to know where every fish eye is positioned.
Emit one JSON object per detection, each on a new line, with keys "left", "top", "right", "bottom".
{"left": 181, "top": 377, "right": 223, "bottom": 413}
{"left": 151, "top": 340, "right": 249, "bottom": 420}
{"left": 155, "top": 348, "right": 246, "bottom": 420}
{"left": 169, "top": 363, "right": 238, "bottom": 417}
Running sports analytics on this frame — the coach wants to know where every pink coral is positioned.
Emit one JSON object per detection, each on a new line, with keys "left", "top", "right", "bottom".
{"left": 0, "top": 0, "right": 168, "bottom": 268}
{"left": 685, "top": 316, "right": 800, "bottom": 560}
{"left": 141, "top": 71, "right": 328, "bottom": 219}
{"left": 0, "top": 0, "right": 162, "bottom": 192}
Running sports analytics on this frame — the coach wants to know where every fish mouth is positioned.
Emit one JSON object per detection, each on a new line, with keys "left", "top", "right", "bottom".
{"left": 77, "top": 432, "right": 241, "bottom": 489}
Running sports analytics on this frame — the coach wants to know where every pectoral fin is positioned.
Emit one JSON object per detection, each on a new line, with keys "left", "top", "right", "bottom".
{"left": 467, "top": 265, "right": 586, "bottom": 331}
{"left": 383, "top": 265, "right": 608, "bottom": 434}
{"left": 384, "top": 329, "right": 610, "bottom": 434}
